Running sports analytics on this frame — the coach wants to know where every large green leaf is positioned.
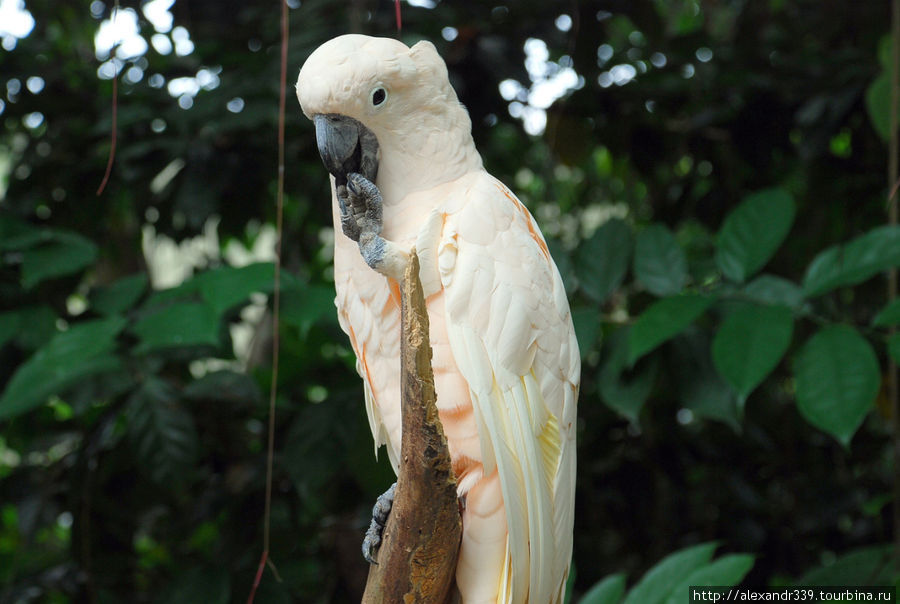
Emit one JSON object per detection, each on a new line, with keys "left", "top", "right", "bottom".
{"left": 671, "top": 331, "right": 741, "bottom": 430}
{"left": 716, "top": 188, "right": 795, "bottom": 283}
{"left": 663, "top": 555, "right": 754, "bottom": 604}
{"left": 183, "top": 370, "right": 263, "bottom": 405}
{"left": 90, "top": 273, "right": 148, "bottom": 315}
{"left": 12, "top": 305, "right": 57, "bottom": 350}
{"left": 799, "top": 545, "right": 893, "bottom": 585}
{"left": 741, "top": 275, "right": 805, "bottom": 309}
{"left": 628, "top": 294, "right": 714, "bottom": 365}
{"left": 0, "top": 311, "right": 20, "bottom": 349}
{"left": 866, "top": 72, "right": 897, "bottom": 142}
{"left": 131, "top": 302, "right": 220, "bottom": 354}
{"left": 576, "top": 219, "right": 633, "bottom": 303}
{"left": 795, "top": 325, "right": 880, "bottom": 446}
{"left": 21, "top": 232, "right": 98, "bottom": 289}
{"left": 0, "top": 213, "right": 43, "bottom": 251}
{"left": 142, "top": 277, "right": 202, "bottom": 310}
{"left": 599, "top": 327, "right": 658, "bottom": 422}
{"left": 872, "top": 299, "right": 900, "bottom": 327}
{"left": 280, "top": 284, "right": 339, "bottom": 335}
{"left": 712, "top": 304, "right": 793, "bottom": 402}
{"left": 196, "top": 262, "right": 275, "bottom": 316}
{"left": 888, "top": 333, "right": 900, "bottom": 364}
{"left": 580, "top": 573, "right": 626, "bottom": 604}
{"left": 283, "top": 401, "right": 357, "bottom": 509}
{"left": 803, "top": 225, "right": 900, "bottom": 297}
{"left": 572, "top": 306, "right": 602, "bottom": 358}
{"left": 0, "top": 316, "right": 126, "bottom": 420}
{"left": 127, "top": 378, "right": 199, "bottom": 485}
{"left": 622, "top": 542, "right": 718, "bottom": 604}
{"left": 633, "top": 223, "right": 688, "bottom": 296}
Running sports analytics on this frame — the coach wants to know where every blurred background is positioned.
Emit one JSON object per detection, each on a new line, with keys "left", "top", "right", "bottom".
{"left": 1, "top": 0, "right": 899, "bottom": 602}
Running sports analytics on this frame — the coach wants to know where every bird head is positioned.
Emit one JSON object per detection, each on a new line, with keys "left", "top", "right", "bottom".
{"left": 296, "top": 34, "right": 479, "bottom": 196}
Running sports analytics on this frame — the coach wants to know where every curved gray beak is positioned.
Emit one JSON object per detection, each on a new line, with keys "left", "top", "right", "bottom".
{"left": 313, "top": 114, "right": 379, "bottom": 186}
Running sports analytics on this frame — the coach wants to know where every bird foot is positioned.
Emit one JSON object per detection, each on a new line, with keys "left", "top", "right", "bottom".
{"left": 339, "top": 173, "right": 408, "bottom": 280}
{"left": 338, "top": 172, "right": 382, "bottom": 239}
{"left": 362, "top": 482, "right": 396, "bottom": 565}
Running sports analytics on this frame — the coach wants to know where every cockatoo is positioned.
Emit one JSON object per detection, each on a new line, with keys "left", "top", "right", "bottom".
{"left": 296, "top": 34, "right": 579, "bottom": 603}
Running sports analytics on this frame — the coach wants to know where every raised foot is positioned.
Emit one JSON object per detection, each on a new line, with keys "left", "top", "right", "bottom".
{"left": 338, "top": 173, "right": 408, "bottom": 280}
{"left": 362, "top": 482, "right": 397, "bottom": 565}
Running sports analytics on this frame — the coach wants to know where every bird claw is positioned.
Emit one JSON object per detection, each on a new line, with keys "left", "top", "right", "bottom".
{"left": 337, "top": 187, "right": 361, "bottom": 241}
{"left": 346, "top": 172, "right": 383, "bottom": 234}
{"left": 337, "top": 173, "right": 382, "bottom": 243}
{"left": 362, "top": 482, "right": 396, "bottom": 565}
{"left": 338, "top": 173, "right": 389, "bottom": 272}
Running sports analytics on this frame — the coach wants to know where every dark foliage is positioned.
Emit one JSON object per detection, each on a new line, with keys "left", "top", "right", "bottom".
{"left": 1, "top": 0, "right": 898, "bottom": 601}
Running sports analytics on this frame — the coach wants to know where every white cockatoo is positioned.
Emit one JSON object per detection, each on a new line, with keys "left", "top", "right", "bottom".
{"left": 296, "top": 34, "right": 580, "bottom": 603}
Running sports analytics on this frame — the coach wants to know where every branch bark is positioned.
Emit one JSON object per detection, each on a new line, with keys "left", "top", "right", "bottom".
{"left": 361, "top": 250, "right": 461, "bottom": 603}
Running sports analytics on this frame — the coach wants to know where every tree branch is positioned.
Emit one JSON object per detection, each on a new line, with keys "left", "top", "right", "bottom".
{"left": 361, "top": 250, "right": 461, "bottom": 603}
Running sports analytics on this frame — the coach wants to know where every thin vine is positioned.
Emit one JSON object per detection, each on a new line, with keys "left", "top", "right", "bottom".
{"left": 246, "top": 0, "right": 289, "bottom": 601}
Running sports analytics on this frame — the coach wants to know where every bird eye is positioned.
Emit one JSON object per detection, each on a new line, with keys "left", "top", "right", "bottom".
{"left": 370, "top": 87, "right": 387, "bottom": 107}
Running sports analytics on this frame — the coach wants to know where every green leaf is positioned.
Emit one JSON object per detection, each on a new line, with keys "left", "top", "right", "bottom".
{"left": 12, "top": 305, "right": 57, "bottom": 350}
{"left": 127, "top": 378, "right": 199, "bottom": 485}
{"left": 663, "top": 555, "right": 755, "bottom": 604}
{"left": 0, "top": 214, "right": 44, "bottom": 251}
{"left": 622, "top": 542, "right": 718, "bottom": 604}
{"left": 873, "top": 299, "right": 900, "bottom": 327}
{"left": 0, "top": 311, "right": 20, "bottom": 349}
{"left": 183, "top": 370, "right": 263, "bottom": 405}
{"left": 741, "top": 275, "right": 805, "bottom": 309}
{"left": 866, "top": 73, "right": 896, "bottom": 142}
{"left": 580, "top": 573, "right": 626, "bottom": 604}
{"left": 634, "top": 224, "right": 688, "bottom": 296}
{"left": 712, "top": 304, "right": 793, "bottom": 401}
{"left": 283, "top": 401, "right": 356, "bottom": 507}
{"left": 628, "top": 294, "right": 714, "bottom": 365}
{"left": 799, "top": 545, "right": 893, "bottom": 585}
{"left": 576, "top": 219, "right": 633, "bottom": 303}
{"left": 888, "top": 333, "right": 900, "bottom": 364}
{"left": 795, "top": 325, "right": 880, "bottom": 447}
{"left": 90, "top": 273, "right": 148, "bottom": 315}
{"left": 131, "top": 302, "right": 220, "bottom": 354}
{"left": 280, "top": 285, "right": 338, "bottom": 335}
{"left": 196, "top": 262, "right": 275, "bottom": 316}
{"left": 600, "top": 327, "right": 658, "bottom": 422}
{"left": 572, "top": 306, "right": 602, "bottom": 358}
{"left": 20, "top": 232, "right": 98, "bottom": 289}
{"left": 803, "top": 225, "right": 900, "bottom": 297}
{"left": 671, "top": 331, "right": 741, "bottom": 430}
{"left": 0, "top": 317, "right": 126, "bottom": 420}
{"left": 142, "top": 277, "right": 202, "bottom": 310}
{"left": 564, "top": 565, "right": 577, "bottom": 604}
{"left": 716, "top": 188, "right": 795, "bottom": 283}
{"left": 878, "top": 35, "right": 894, "bottom": 69}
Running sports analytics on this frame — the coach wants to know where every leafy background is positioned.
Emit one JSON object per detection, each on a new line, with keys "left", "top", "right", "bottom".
{"left": 1, "top": 0, "right": 899, "bottom": 602}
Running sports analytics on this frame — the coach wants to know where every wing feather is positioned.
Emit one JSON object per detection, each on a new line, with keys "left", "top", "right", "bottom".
{"left": 439, "top": 174, "right": 579, "bottom": 603}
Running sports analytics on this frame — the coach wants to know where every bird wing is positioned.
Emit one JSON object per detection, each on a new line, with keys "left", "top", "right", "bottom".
{"left": 332, "top": 190, "right": 404, "bottom": 473}
{"left": 422, "top": 173, "right": 580, "bottom": 603}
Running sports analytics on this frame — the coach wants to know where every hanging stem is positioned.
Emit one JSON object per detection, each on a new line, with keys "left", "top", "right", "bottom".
{"left": 96, "top": 0, "right": 120, "bottom": 196}
{"left": 247, "top": 0, "right": 288, "bottom": 601}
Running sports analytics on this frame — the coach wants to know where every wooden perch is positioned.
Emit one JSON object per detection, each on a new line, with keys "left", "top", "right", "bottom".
{"left": 361, "top": 251, "right": 462, "bottom": 603}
